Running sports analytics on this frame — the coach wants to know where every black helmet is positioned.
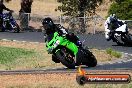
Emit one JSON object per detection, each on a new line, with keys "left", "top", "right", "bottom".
{"left": 42, "top": 17, "right": 54, "bottom": 30}
{"left": 0, "top": 0, "right": 3, "bottom": 3}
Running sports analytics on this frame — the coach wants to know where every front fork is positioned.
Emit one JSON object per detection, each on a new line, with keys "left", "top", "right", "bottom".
{"left": 10, "top": 20, "right": 17, "bottom": 29}
{"left": 60, "top": 48, "right": 75, "bottom": 63}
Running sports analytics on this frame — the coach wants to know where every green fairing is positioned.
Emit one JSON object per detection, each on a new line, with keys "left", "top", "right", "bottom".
{"left": 46, "top": 32, "right": 78, "bottom": 55}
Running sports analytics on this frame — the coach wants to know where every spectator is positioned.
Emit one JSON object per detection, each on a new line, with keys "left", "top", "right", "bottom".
{"left": 19, "top": 0, "right": 33, "bottom": 30}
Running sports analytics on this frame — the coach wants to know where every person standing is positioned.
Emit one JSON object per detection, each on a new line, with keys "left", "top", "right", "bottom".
{"left": 19, "top": 0, "right": 33, "bottom": 30}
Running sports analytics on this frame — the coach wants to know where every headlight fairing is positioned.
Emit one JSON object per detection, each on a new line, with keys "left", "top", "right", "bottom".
{"left": 53, "top": 40, "right": 60, "bottom": 48}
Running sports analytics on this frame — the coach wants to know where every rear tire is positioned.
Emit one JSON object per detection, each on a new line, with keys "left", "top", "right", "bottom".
{"left": 56, "top": 50, "right": 75, "bottom": 69}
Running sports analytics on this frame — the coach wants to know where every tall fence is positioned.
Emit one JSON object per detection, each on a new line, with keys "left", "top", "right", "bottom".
{"left": 12, "top": 13, "right": 132, "bottom": 34}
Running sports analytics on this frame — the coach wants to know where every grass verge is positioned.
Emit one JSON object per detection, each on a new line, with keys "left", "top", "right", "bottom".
{"left": 0, "top": 46, "right": 35, "bottom": 64}
{"left": 0, "top": 40, "right": 124, "bottom": 70}
{"left": 106, "top": 48, "right": 122, "bottom": 58}
{"left": 0, "top": 40, "right": 64, "bottom": 70}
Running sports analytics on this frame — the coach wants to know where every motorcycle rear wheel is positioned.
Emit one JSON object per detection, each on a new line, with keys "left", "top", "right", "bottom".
{"left": 56, "top": 50, "right": 75, "bottom": 69}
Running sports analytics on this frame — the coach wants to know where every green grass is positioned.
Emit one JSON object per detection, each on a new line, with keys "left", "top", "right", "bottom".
{"left": 0, "top": 46, "right": 35, "bottom": 64}
{"left": 106, "top": 48, "right": 122, "bottom": 58}
{"left": 0, "top": 45, "right": 62, "bottom": 70}
{"left": 0, "top": 44, "right": 124, "bottom": 70}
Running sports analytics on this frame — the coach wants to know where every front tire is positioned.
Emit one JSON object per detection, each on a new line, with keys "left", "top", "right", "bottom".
{"left": 56, "top": 50, "right": 75, "bottom": 69}
{"left": 52, "top": 55, "right": 60, "bottom": 63}
{"left": 121, "top": 34, "right": 132, "bottom": 45}
{"left": 83, "top": 49, "right": 97, "bottom": 67}
{"left": 13, "top": 23, "right": 20, "bottom": 33}
{"left": 112, "top": 35, "right": 124, "bottom": 45}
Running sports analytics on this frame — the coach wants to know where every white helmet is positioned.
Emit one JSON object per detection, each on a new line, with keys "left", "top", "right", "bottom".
{"left": 112, "top": 14, "right": 116, "bottom": 18}
{"left": 110, "top": 14, "right": 117, "bottom": 22}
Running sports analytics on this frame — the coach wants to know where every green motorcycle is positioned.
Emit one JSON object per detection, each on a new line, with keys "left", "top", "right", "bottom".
{"left": 46, "top": 32, "right": 97, "bottom": 69}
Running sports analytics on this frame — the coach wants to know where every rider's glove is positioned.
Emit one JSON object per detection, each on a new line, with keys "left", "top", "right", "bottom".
{"left": 47, "top": 48, "right": 53, "bottom": 54}
{"left": 77, "top": 40, "right": 82, "bottom": 47}
{"left": 110, "top": 30, "right": 115, "bottom": 33}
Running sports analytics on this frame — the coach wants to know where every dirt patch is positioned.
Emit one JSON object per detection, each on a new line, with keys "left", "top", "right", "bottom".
{"left": 91, "top": 49, "right": 119, "bottom": 62}
{"left": 0, "top": 73, "right": 76, "bottom": 88}
{"left": 0, "top": 71, "right": 132, "bottom": 88}
{"left": 0, "top": 40, "right": 45, "bottom": 51}
{"left": 5, "top": 0, "right": 61, "bottom": 16}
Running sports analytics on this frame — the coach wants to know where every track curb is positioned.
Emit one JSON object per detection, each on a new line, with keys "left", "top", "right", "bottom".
{"left": 0, "top": 38, "right": 41, "bottom": 44}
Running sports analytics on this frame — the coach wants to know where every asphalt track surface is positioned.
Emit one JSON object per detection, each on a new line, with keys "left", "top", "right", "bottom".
{"left": 0, "top": 32, "right": 131, "bottom": 54}
{"left": 0, "top": 32, "right": 132, "bottom": 72}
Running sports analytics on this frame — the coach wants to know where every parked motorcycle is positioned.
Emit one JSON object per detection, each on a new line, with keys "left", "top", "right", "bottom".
{"left": 105, "top": 21, "right": 132, "bottom": 45}
{"left": 45, "top": 32, "right": 97, "bottom": 69}
{"left": 1, "top": 12, "right": 20, "bottom": 33}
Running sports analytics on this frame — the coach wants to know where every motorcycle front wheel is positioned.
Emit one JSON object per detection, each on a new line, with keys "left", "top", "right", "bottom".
{"left": 121, "top": 33, "right": 132, "bottom": 45}
{"left": 13, "top": 23, "right": 20, "bottom": 33}
{"left": 83, "top": 49, "right": 97, "bottom": 67}
{"left": 112, "top": 35, "right": 124, "bottom": 45}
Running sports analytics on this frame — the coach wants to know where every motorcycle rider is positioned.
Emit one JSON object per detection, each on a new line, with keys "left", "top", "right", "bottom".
{"left": 0, "top": 1, "right": 13, "bottom": 32}
{"left": 42, "top": 17, "right": 82, "bottom": 53}
{"left": 104, "top": 14, "right": 124, "bottom": 43}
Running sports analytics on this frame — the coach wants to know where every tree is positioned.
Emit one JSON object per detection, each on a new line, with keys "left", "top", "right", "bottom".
{"left": 57, "top": 0, "right": 103, "bottom": 33}
{"left": 57, "top": 0, "right": 103, "bottom": 17}
{"left": 108, "top": 0, "right": 132, "bottom": 20}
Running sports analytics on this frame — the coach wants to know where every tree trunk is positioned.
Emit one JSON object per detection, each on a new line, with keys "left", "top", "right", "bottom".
{"left": 78, "top": 0, "right": 86, "bottom": 33}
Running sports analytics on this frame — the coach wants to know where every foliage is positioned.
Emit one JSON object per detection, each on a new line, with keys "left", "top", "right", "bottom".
{"left": 106, "top": 48, "right": 122, "bottom": 58}
{"left": 56, "top": 0, "right": 103, "bottom": 33}
{"left": 57, "top": 0, "right": 103, "bottom": 17}
{"left": 108, "top": 0, "right": 132, "bottom": 20}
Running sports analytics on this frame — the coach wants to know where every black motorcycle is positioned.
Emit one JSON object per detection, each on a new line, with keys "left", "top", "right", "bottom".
{"left": 0, "top": 12, "right": 20, "bottom": 33}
